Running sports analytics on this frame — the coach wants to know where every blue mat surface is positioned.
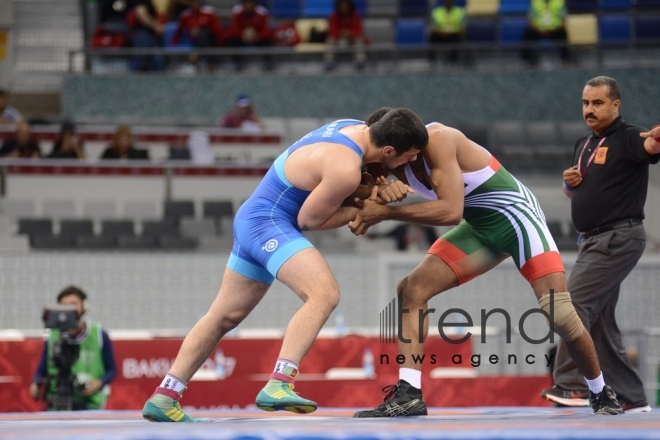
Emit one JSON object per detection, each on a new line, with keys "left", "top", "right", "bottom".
{"left": 1, "top": 407, "right": 659, "bottom": 440}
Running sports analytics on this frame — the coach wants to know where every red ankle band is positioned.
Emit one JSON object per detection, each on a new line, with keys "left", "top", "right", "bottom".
{"left": 270, "top": 372, "right": 294, "bottom": 383}
{"left": 153, "top": 387, "right": 181, "bottom": 400}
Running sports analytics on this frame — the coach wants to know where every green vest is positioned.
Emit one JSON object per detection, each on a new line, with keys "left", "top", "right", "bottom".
{"left": 431, "top": 6, "right": 466, "bottom": 35}
{"left": 531, "top": 0, "right": 565, "bottom": 31}
{"left": 47, "top": 322, "right": 107, "bottom": 410}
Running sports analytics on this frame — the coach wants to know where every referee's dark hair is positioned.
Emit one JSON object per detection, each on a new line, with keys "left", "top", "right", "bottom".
{"left": 57, "top": 285, "right": 87, "bottom": 303}
{"left": 586, "top": 76, "right": 621, "bottom": 102}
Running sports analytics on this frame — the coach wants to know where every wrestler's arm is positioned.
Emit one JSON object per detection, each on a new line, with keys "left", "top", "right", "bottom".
{"left": 298, "top": 154, "right": 362, "bottom": 231}
{"left": 349, "top": 127, "right": 464, "bottom": 232}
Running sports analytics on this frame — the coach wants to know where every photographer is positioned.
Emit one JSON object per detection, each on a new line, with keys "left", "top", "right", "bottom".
{"left": 29, "top": 286, "right": 117, "bottom": 410}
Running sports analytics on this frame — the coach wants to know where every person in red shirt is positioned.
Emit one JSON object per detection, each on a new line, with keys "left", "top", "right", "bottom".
{"left": 325, "top": 0, "right": 367, "bottom": 71}
{"left": 172, "top": 0, "right": 223, "bottom": 68}
{"left": 225, "top": 0, "right": 273, "bottom": 70}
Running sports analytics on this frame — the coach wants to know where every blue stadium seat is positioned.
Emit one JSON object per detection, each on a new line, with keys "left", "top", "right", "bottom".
{"left": 270, "top": 0, "right": 300, "bottom": 18}
{"left": 566, "top": 0, "right": 598, "bottom": 12}
{"left": 499, "top": 17, "right": 528, "bottom": 44}
{"left": 396, "top": 18, "right": 427, "bottom": 46}
{"left": 354, "top": 0, "right": 368, "bottom": 16}
{"left": 398, "top": 0, "right": 428, "bottom": 16}
{"left": 466, "top": 18, "right": 497, "bottom": 42}
{"left": 498, "top": 0, "right": 530, "bottom": 15}
{"left": 599, "top": 0, "right": 631, "bottom": 10}
{"left": 301, "top": 0, "right": 333, "bottom": 17}
{"left": 635, "top": 15, "right": 660, "bottom": 40}
{"left": 635, "top": 0, "right": 660, "bottom": 9}
{"left": 435, "top": 0, "right": 467, "bottom": 6}
{"left": 162, "top": 21, "right": 193, "bottom": 48}
{"left": 599, "top": 15, "right": 631, "bottom": 43}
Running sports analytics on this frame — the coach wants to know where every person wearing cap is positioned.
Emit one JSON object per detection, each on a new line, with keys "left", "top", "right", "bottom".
{"left": 220, "top": 94, "right": 265, "bottom": 132}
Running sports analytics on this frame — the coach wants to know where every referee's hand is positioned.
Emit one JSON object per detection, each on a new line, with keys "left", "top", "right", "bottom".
{"left": 563, "top": 166, "right": 582, "bottom": 188}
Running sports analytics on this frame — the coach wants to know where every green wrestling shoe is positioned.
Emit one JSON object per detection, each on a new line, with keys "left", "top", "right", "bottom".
{"left": 255, "top": 379, "right": 318, "bottom": 414}
{"left": 142, "top": 388, "right": 205, "bottom": 422}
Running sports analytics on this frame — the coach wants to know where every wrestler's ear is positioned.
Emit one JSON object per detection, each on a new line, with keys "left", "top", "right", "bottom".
{"left": 382, "top": 146, "right": 395, "bottom": 157}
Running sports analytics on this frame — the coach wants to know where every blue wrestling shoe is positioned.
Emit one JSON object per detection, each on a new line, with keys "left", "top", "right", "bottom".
{"left": 255, "top": 379, "right": 318, "bottom": 414}
{"left": 142, "top": 388, "right": 205, "bottom": 422}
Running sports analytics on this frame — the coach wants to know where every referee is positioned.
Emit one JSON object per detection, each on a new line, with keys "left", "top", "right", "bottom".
{"left": 541, "top": 76, "right": 660, "bottom": 412}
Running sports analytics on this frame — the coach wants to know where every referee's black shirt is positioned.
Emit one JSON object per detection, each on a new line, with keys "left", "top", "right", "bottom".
{"left": 569, "top": 116, "right": 660, "bottom": 232}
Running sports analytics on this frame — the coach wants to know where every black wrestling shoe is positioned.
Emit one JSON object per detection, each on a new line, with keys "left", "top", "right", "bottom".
{"left": 540, "top": 386, "right": 589, "bottom": 407}
{"left": 353, "top": 380, "right": 427, "bottom": 418}
{"left": 590, "top": 385, "right": 624, "bottom": 415}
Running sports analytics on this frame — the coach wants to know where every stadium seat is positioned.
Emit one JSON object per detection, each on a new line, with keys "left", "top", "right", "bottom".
{"left": 466, "top": 0, "right": 500, "bottom": 16}
{"left": 158, "top": 235, "right": 198, "bottom": 250}
{"left": 354, "top": 0, "right": 368, "bottom": 16}
{"left": 59, "top": 219, "right": 94, "bottom": 238}
{"left": 566, "top": 13, "right": 598, "bottom": 44}
{"left": 162, "top": 21, "right": 193, "bottom": 48}
{"left": 270, "top": 0, "right": 301, "bottom": 18}
{"left": 599, "top": 0, "right": 631, "bottom": 10}
{"left": 82, "top": 200, "right": 117, "bottom": 221}
{"left": 123, "top": 200, "right": 160, "bottom": 221}
{"left": 42, "top": 199, "right": 77, "bottom": 220}
{"left": 117, "top": 235, "right": 158, "bottom": 249}
{"left": 301, "top": 0, "right": 333, "bottom": 18}
{"left": 635, "top": 15, "right": 660, "bottom": 41}
{"left": 435, "top": 0, "right": 467, "bottom": 6}
{"left": 527, "top": 122, "right": 568, "bottom": 157}
{"left": 466, "top": 18, "right": 497, "bottom": 42}
{"left": 101, "top": 220, "right": 135, "bottom": 238}
{"left": 142, "top": 219, "right": 179, "bottom": 237}
{"left": 203, "top": 200, "right": 235, "bottom": 221}
{"left": 163, "top": 200, "right": 195, "bottom": 223}
{"left": 180, "top": 218, "right": 217, "bottom": 238}
{"left": 294, "top": 18, "right": 328, "bottom": 43}
{"left": 31, "top": 235, "right": 75, "bottom": 249}
{"left": 398, "top": 0, "right": 428, "bottom": 16}
{"left": 459, "top": 123, "right": 491, "bottom": 149}
{"left": 492, "top": 121, "right": 532, "bottom": 157}
{"left": 499, "top": 17, "right": 528, "bottom": 44}
{"left": 363, "top": 18, "right": 395, "bottom": 45}
{"left": 395, "top": 18, "right": 427, "bottom": 47}
{"left": 18, "top": 218, "right": 53, "bottom": 237}
{"left": 599, "top": 15, "right": 631, "bottom": 43}
{"left": 558, "top": 121, "right": 588, "bottom": 147}
{"left": 1, "top": 199, "right": 36, "bottom": 220}
{"left": 498, "top": 0, "right": 530, "bottom": 15}
{"left": 75, "top": 234, "right": 117, "bottom": 249}
{"left": 367, "top": 0, "right": 398, "bottom": 17}
{"left": 635, "top": 0, "right": 660, "bottom": 9}
{"left": 566, "top": 0, "right": 598, "bottom": 12}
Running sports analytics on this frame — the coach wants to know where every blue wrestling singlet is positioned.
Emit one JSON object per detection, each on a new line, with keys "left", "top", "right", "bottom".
{"left": 228, "top": 119, "right": 365, "bottom": 284}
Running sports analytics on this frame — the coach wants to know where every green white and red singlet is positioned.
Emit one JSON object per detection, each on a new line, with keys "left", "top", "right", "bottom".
{"left": 403, "top": 150, "right": 565, "bottom": 285}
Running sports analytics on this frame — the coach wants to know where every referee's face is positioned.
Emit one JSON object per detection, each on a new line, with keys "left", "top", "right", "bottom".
{"left": 582, "top": 85, "right": 620, "bottom": 135}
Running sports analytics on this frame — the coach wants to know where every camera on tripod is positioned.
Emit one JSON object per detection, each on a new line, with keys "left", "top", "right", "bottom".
{"left": 41, "top": 305, "right": 86, "bottom": 411}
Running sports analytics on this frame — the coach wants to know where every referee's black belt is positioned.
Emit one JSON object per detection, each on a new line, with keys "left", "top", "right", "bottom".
{"left": 581, "top": 218, "right": 643, "bottom": 239}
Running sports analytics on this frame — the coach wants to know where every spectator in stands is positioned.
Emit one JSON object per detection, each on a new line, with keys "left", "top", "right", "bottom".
{"left": 29, "top": 286, "right": 117, "bottom": 410}
{"left": 172, "top": 0, "right": 224, "bottom": 68}
{"left": 225, "top": 0, "right": 273, "bottom": 71}
{"left": 324, "top": 0, "right": 367, "bottom": 71}
{"left": 429, "top": 0, "right": 467, "bottom": 65}
{"left": 165, "top": 0, "right": 194, "bottom": 21}
{"left": 0, "top": 89, "right": 24, "bottom": 125}
{"left": 220, "top": 94, "right": 265, "bottom": 132}
{"left": 100, "top": 126, "right": 150, "bottom": 159}
{"left": 128, "top": 0, "right": 166, "bottom": 71}
{"left": 522, "top": 0, "right": 569, "bottom": 66}
{"left": 47, "top": 122, "right": 85, "bottom": 159}
{"left": 0, "top": 121, "right": 41, "bottom": 158}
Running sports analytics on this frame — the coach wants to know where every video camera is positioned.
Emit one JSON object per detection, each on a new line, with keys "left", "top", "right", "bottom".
{"left": 41, "top": 305, "right": 84, "bottom": 411}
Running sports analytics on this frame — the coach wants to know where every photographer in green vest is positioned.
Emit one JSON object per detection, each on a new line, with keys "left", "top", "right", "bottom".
{"left": 522, "top": 0, "right": 569, "bottom": 66}
{"left": 29, "top": 286, "right": 117, "bottom": 410}
{"left": 429, "top": 0, "right": 466, "bottom": 64}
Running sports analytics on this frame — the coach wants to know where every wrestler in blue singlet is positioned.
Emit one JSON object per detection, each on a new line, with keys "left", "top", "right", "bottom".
{"left": 228, "top": 119, "right": 365, "bottom": 284}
